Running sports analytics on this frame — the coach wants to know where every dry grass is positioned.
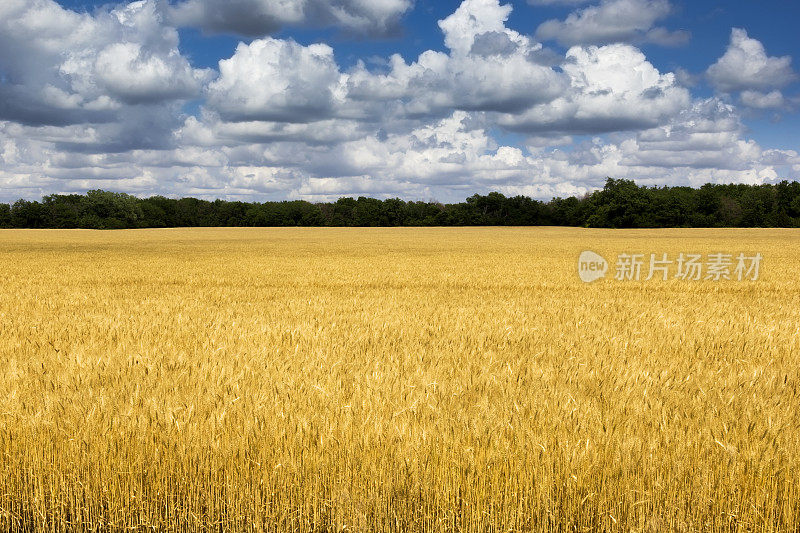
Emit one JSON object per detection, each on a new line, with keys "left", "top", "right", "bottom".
{"left": 0, "top": 227, "right": 798, "bottom": 531}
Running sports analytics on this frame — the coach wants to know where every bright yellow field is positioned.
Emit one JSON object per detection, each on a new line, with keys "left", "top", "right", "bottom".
{"left": 1, "top": 227, "right": 799, "bottom": 531}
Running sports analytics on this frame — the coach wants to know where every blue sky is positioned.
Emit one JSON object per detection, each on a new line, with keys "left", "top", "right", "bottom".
{"left": 0, "top": 0, "right": 798, "bottom": 202}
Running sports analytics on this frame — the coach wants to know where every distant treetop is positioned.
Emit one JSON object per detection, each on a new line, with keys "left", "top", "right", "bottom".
{"left": 2, "top": 179, "right": 800, "bottom": 229}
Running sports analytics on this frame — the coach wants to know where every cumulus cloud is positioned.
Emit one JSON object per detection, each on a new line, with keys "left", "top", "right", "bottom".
{"left": 1, "top": 97, "right": 786, "bottom": 204}
{"left": 168, "top": 0, "right": 413, "bottom": 37}
{"left": 739, "top": 90, "right": 786, "bottom": 110}
{"left": 202, "top": 0, "right": 567, "bottom": 130}
{"left": 91, "top": 42, "right": 206, "bottom": 104}
{"left": 200, "top": 0, "right": 687, "bottom": 142}
{"left": 345, "top": 0, "right": 686, "bottom": 132}
{"left": 621, "top": 99, "right": 761, "bottom": 170}
{"left": 535, "top": 0, "right": 689, "bottom": 47}
{"left": 494, "top": 98, "right": 784, "bottom": 194}
{"left": 438, "top": 0, "right": 513, "bottom": 55}
{"left": 346, "top": 49, "right": 566, "bottom": 119}
{"left": 206, "top": 39, "right": 346, "bottom": 123}
{"left": 496, "top": 43, "right": 690, "bottom": 134}
{"left": 0, "top": 0, "right": 209, "bottom": 130}
{"left": 707, "top": 28, "right": 796, "bottom": 93}
{"left": 0, "top": 0, "right": 793, "bottom": 204}
{"left": 177, "top": 114, "right": 369, "bottom": 147}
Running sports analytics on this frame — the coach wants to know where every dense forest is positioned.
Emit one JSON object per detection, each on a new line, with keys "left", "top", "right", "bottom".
{"left": 2, "top": 178, "right": 800, "bottom": 229}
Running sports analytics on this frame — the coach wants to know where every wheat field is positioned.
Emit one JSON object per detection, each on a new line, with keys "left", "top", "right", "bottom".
{"left": 0, "top": 227, "right": 798, "bottom": 531}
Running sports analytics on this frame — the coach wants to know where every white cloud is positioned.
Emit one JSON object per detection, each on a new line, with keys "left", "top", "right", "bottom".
{"left": 707, "top": 28, "right": 796, "bottom": 93}
{"left": 437, "top": 0, "right": 513, "bottom": 55}
{"left": 92, "top": 42, "right": 208, "bottom": 104}
{"left": 346, "top": 49, "right": 566, "bottom": 119}
{"left": 497, "top": 43, "right": 690, "bottom": 134}
{"left": 535, "top": 0, "right": 689, "bottom": 47}
{"left": 177, "top": 114, "right": 369, "bottom": 147}
{"left": 204, "top": 0, "right": 567, "bottom": 130}
{"left": 621, "top": 99, "right": 763, "bottom": 171}
{"left": 1, "top": 93, "right": 788, "bottom": 203}
{"left": 0, "top": 0, "right": 209, "bottom": 128}
{"left": 206, "top": 38, "right": 346, "bottom": 123}
{"left": 534, "top": 98, "right": 790, "bottom": 190}
{"left": 740, "top": 90, "right": 786, "bottom": 110}
{"left": 169, "top": 0, "right": 413, "bottom": 37}
{"left": 0, "top": 0, "right": 794, "bottom": 204}
{"left": 201, "top": 0, "right": 684, "bottom": 146}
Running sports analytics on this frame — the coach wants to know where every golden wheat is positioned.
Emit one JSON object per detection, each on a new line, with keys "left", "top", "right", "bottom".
{"left": 0, "top": 227, "right": 798, "bottom": 531}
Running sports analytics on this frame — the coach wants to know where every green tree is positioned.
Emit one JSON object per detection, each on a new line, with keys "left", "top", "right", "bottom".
{"left": 0, "top": 203, "right": 11, "bottom": 228}
{"left": 586, "top": 178, "right": 651, "bottom": 228}
{"left": 84, "top": 190, "right": 143, "bottom": 229}
{"left": 11, "top": 199, "right": 47, "bottom": 228}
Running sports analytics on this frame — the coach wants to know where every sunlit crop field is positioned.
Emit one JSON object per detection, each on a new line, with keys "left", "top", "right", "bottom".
{"left": 1, "top": 227, "right": 799, "bottom": 531}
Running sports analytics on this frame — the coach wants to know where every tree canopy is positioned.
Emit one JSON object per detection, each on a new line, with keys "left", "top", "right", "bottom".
{"left": 2, "top": 179, "right": 800, "bottom": 229}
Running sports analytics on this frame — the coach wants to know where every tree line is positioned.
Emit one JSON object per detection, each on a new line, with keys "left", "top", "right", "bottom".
{"left": 2, "top": 178, "right": 800, "bottom": 229}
